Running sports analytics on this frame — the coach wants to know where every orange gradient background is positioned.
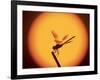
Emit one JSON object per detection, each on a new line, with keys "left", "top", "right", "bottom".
{"left": 27, "top": 12, "right": 89, "bottom": 68}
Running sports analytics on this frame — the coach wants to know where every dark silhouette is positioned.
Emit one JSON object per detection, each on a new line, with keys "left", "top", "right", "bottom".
{"left": 51, "top": 30, "right": 76, "bottom": 67}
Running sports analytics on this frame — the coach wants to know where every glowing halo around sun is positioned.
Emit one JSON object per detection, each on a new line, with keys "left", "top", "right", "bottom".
{"left": 28, "top": 12, "right": 88, "bottom": 67}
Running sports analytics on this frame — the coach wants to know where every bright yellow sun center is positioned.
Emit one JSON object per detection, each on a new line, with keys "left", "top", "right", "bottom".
{"left": 28, "top": 13, "right": 88, "bottom": 67}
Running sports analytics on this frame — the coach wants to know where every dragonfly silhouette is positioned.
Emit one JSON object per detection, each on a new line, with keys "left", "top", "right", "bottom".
{"left": 51, "top": 30, "right": 76, "bottom": 56}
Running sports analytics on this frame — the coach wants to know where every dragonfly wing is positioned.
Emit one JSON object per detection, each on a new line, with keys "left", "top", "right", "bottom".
{"left": 62, "top": 35, "right": 68, "bottom": 41}
{"left": 51, "top": 30, "right": 62, "bottom": 44}
{"left": 55, "top": 40, "right": 62, "bottom": 44}
{"left": 62, "top": 36, "right": 76, "bottom": 45}
{"left": 51, "top": 30, "right": 58, "bottom": 39}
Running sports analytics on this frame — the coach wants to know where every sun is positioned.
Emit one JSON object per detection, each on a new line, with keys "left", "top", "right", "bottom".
{"left": 28, "top": 12, "right": 88, "bottom": 67}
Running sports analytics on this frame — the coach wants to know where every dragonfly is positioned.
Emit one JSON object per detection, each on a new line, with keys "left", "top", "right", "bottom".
{"left": 51, "top": 30, "right": 76, "bottom": 56}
